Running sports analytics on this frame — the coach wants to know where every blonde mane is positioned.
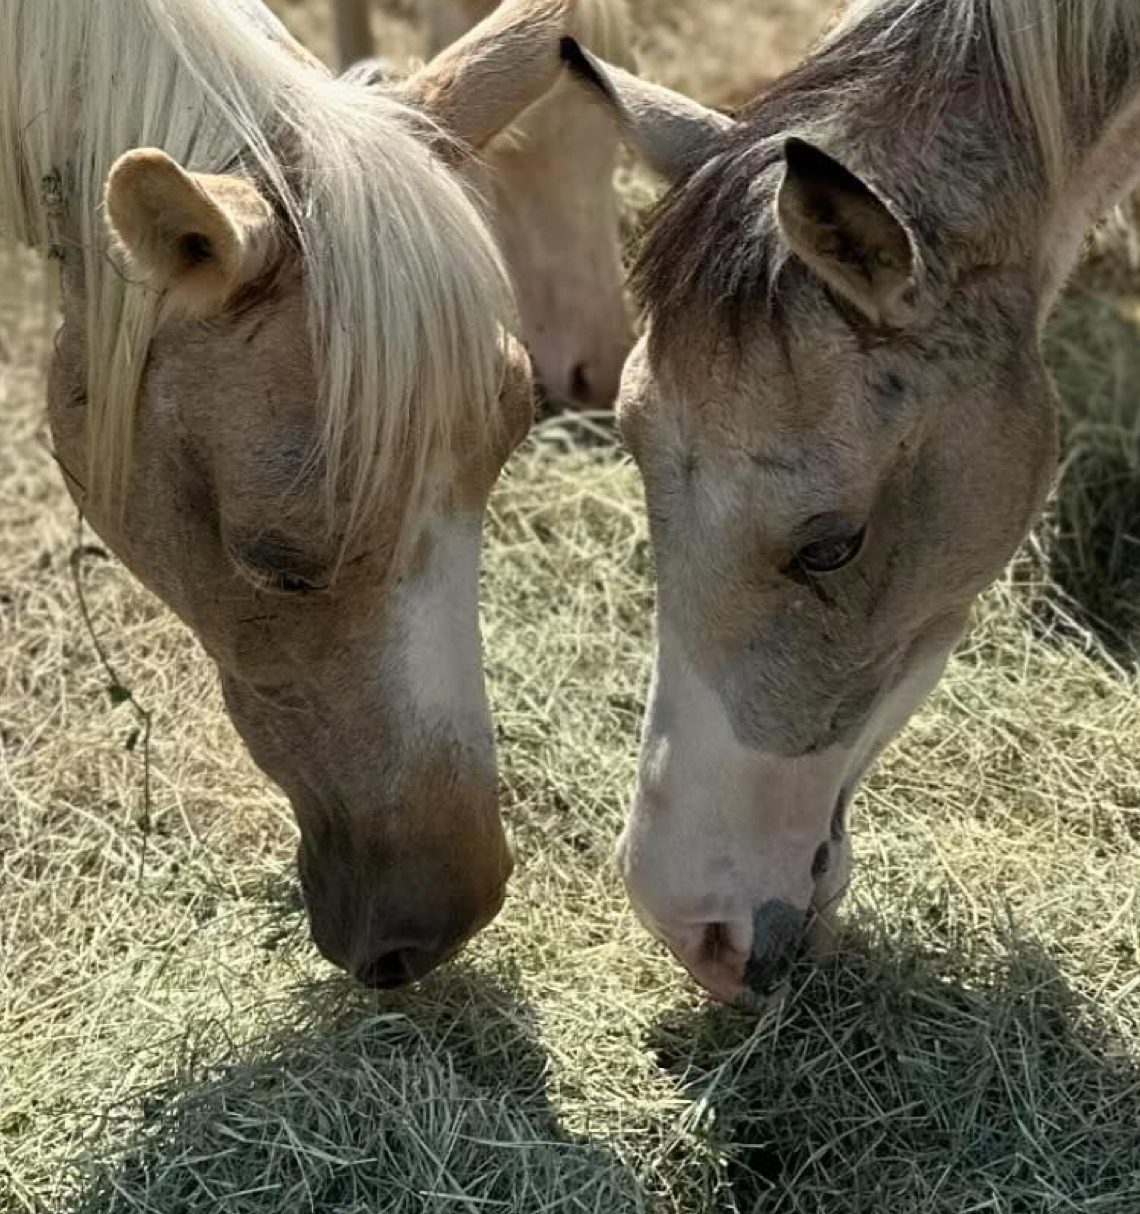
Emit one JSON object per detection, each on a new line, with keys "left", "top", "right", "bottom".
{"left": 826, "top": 0, "right": 1140, "bottom": 199}
{"left": 0, "top": 0, "right": 513, "bottom": 547}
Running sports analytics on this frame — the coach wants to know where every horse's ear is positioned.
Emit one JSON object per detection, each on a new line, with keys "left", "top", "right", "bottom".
{"left": 105, "top": 149, "right": 278, "bottom": 317}
{"left": 560, "top": 38, "right": 733, "bottom": 183}
{"left": 398, "top": 0, "right": 574, "bottom": 151}
{"left": 776, "top": 137, "right": 925, "bottom": 328}
{"left": 495, "top": 333, "right": 536, "bottom": 464}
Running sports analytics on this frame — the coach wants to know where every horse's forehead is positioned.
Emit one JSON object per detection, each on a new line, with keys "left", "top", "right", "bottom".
{"left": 187, "top": 280, "right": 315, "bottom": 423}
{"left": 661, "top": 315, "right": 877, "bottom": 449}
{"left": 150, "top": 278, "right": 321, "bottom": 491}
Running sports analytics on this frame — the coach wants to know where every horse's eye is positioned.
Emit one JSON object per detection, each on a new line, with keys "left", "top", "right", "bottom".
{"left": 233, "top": 558, "right": 329, "bottom": 596}
{"left": 796, "top": 528, "right": 866, "bottom": 575}
{"left": 272, "top": 571, "right": 325, "bottom": 595}
{"left": 229, "top": 536, "right": 330, "bottom": 597}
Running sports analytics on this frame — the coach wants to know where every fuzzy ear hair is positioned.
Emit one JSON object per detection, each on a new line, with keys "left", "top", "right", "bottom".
{"left": 776, "top": 137, "right": 926, "bottom": 327}
{"left": 399, "top": 0, "right": 573, "bottom": 152}
{"left": 559, "top": 36, "right": 733, "bottom": 182}
{"left": 105, "top": 148, "right": 278, "bottom": 317}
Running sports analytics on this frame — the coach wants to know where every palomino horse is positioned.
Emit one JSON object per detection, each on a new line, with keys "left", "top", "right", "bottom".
{"left": 335, "top": 0, "right": 634, "bottom": 408}
{"left": 0, "top": 0, "right": 582, "bottom": 989}
{"left": 566, "top": 0, "right": 1140, "bottom": 1003}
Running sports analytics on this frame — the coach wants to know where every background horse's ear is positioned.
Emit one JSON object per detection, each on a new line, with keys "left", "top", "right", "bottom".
{"left": 776, "top": 137, "right": 926, "bottom": 328}
{"left": 559, "top": 38, "right": 733, "bottom": 183}
{"left": 398, "top": 0, "right": 576, "bottom": 151}
{"left": 105, "top": 149, "right": 278, "bottom": 318}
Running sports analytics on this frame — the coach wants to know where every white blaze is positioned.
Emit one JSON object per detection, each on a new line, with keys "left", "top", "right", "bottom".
{"left": 396, "top": 512, "right": 494, "bottom": 762}
{"left": 621, "top": 621, "right": 956, "bottom": 946}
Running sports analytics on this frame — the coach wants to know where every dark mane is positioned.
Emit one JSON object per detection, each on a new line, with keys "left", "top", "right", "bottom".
{"left": 632, "top": 0, "right": 1020, "bottom": 355}
{"left": 631, "top": 132, "right": 790, "bottom": 357}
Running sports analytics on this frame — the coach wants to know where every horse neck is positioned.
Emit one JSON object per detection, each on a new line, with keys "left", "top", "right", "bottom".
{"left": 1040, "top": 85, "right": 1140, "bottom": 305}
{"left": 1004, "top": 8, "right": 1140, "bottom": 306}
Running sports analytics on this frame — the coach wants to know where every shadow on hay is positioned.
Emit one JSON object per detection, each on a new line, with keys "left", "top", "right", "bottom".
{"left": 648, "top": 926, "right": 1140, "bottom": 1214}
{"left": 1040, "top": 294, "right": 1140, "bottom": 663}
{"left": 64, "top": 964, "right": 646, "bottom": 1214}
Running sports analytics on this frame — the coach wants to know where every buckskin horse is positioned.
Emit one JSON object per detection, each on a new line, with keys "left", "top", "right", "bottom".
{"left": 566, "top": 0, "right": 1140, "bottom": 1002}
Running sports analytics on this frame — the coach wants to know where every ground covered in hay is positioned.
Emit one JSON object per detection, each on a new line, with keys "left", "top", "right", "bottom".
{"left": 3, "top": 2, "right": 1140, "bottom": 1212}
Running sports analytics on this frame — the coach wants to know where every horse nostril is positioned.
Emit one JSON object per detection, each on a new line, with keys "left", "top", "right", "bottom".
{"left": 356, "top": 948, "right": 416, "bottom": 990}
{"left": 569, "top": 361, "right": 592, "bottom": 404}
{"left": 811, "top": 840, "right": 830, "bottom": 881}
{"left": 831, "top": 790, "right": 848, "bottom": 841}
{"left": 744, "top": 900, "right": 808, "bottom": 995}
